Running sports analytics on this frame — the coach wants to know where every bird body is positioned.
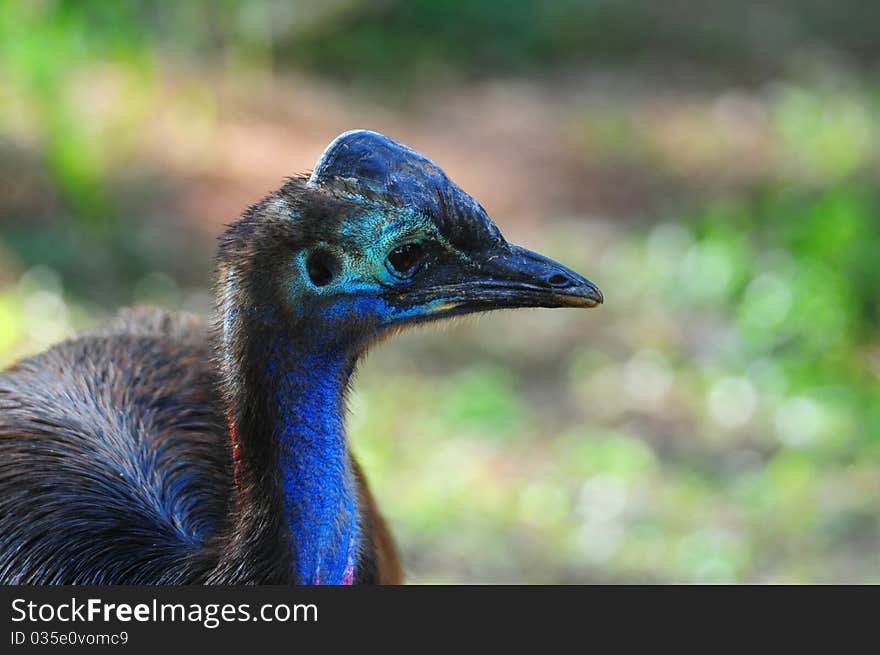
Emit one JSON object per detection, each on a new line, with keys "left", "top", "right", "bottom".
{"left": 0, "top": 308, "right": 401, "bottom": 584}
{"left": 0, "top": 131, "right": 601, "bottom": 584}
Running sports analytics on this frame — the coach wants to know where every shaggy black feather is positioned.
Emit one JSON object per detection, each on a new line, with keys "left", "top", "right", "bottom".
{"left": 0, "top": 307, "right": 388, "bottom": 584}
{"left": 0, "top": 310, "right": 229, "bottom": 583}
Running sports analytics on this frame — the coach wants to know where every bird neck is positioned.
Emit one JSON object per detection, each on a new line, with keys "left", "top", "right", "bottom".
{"left": 224, "top": 303, "right": 360, "bottom": 585}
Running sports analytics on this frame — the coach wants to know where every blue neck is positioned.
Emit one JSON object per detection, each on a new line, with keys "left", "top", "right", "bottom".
{"left": 264, "top": 336, "right": 359, "bottom": 585}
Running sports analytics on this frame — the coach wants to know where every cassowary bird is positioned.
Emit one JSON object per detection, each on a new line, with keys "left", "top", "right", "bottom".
{"left": 0, "top": 130, "right": 602, "bottom": 584}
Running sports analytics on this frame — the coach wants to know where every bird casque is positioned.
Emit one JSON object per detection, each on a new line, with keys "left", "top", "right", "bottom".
{"left": 0, "top": 130, "right": 603, "bottom": 584}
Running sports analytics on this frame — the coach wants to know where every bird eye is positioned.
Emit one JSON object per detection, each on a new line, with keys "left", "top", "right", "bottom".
{"left": 386, "top": 242, "right": 425, "bottom": 279}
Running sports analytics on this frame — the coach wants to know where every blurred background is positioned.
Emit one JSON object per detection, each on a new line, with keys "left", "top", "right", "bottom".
{"left": 1, "top": 0, "right": 879, "bottom": 582}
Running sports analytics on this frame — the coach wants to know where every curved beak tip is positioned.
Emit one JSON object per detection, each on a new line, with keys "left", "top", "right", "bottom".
{"left": 562, "top": 281, "right": 604, "bottom": 308}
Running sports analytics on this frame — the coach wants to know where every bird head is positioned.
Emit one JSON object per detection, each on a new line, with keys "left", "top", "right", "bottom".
{"left": 218, "top": 130, "right": 602, "bottom": 351}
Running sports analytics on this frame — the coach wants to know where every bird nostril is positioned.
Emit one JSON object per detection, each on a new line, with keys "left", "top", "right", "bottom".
{"left": 547, "top": 273, "right": 570, "bottom": 288}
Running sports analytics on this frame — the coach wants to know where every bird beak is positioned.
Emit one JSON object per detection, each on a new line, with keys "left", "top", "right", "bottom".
{"left": 463, "top": 243, "right": 603, "bottom": 309}
{"left": 416, "top": 243, "right": 602, "bottom": 315}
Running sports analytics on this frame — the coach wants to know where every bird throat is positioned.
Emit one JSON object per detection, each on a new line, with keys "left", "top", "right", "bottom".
{"left": 229, "top": 313, "right": 360, "bottom": 585}
{"left": 274, "top": 341, "right": 359, "bottom": 585}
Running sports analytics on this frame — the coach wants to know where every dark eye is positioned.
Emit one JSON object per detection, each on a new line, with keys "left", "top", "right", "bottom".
{"left": 386, "top": 242, "right": 425, "bottom": 279}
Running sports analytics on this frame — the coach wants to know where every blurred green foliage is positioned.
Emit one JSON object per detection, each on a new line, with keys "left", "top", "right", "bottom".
{"left": 1, "top": 0, "right": 879, "bottom": 582}
{"left": 293, "top": 0, "right": 880, "bottom": 86}
{"left": 1, "top": 1, "right": 155, "bottom": 224}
